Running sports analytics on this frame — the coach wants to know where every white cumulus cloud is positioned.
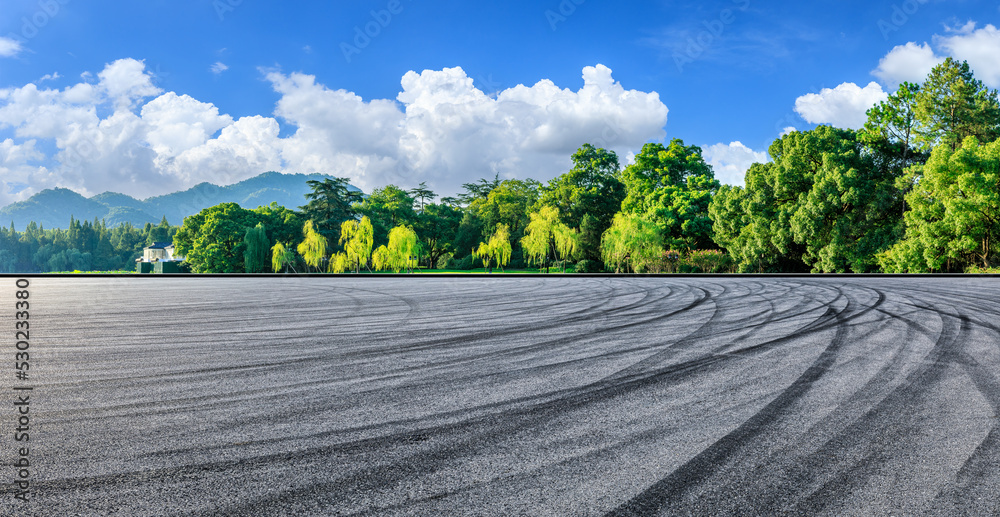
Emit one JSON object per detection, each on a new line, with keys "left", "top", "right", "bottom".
{"left": 872, "top": 42, "right": 944, "bottom": 88}
{"left": 871, "top": 23, "right": 1000, "bottom": 91}
{"left": 936, "top": 23, "right": 1000, "bottom": 88}
{"left": 0, "top": 60, "right": 669, "bottom": 207}
{"left": 0, "top": 36, "right": 21, "bottom": 58}
{"left": 98, "top": 58, "right": 162, "bottom": 110}
{"left": 702, "top": 141, "right": 768, "bottom": 186}
{"left": 794, "top": 82, "right": 888, "bottom": 130}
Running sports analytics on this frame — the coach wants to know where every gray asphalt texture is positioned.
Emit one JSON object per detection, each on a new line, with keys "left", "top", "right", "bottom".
{"left": 3, "top": 276, "right": 1000, "bottom": 516}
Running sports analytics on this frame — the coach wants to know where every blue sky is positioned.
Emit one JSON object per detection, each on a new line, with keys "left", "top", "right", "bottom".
{"left": 1, "top": 0, "right": 998, "bottom": 206}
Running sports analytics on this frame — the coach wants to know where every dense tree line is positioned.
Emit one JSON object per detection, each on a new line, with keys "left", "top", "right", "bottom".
{"left": 711, "top": 58, "right": 999, "bottom": 273}
{"left": 4, "top": 59, "right": 997, "bottom": 274}
{"left": 168, "top": 136, "right": 728, "bottom": 274}
{"left": 0, "top": 217, "right": 178, "bottom": 272}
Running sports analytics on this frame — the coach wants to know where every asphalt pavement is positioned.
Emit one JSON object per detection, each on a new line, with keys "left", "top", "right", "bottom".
{"left": 2, "top": 276, "right": 999, "bottom": 516}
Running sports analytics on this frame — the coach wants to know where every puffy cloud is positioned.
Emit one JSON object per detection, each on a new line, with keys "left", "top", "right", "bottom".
{"left": 0, "top": 59, "right": 174, "bottom": 198}
{"left": 0, "top": 36, "right": 21, "bottom": 58}
{"left": 0, "top": 82, "right": 99, "bottom": 142}
{"left": 780, "top": 126, "right": 797, "bottom": 136}
{"left": 0, "top": 60, "right": 668, "bottom": 206}
{"left": 936, "top": 23, "right": 1000, "bottom": 88}
{"left": 0, "top": 139, "right": 47, "bottom": 207}
{"left": 269, "top": 63, "right": 667, "bottom": 195}
{"left": 872, "top": 42, "right": 944, "bottom": 88}
{"left": 98, "top": 58, "right": 162, "bottom": 109}
{"left": 169, "top": 115, "right": 284, "bottom": 187}
{"left": 0, "top": 138, "right": 43, "bottom": 166}
{"left": 702, "top": 141, "right": 768, "bottom": 186}
{"left": 871, "top": 23, "right": 1000, "bottom": 91}
{"left": 141, "top": 92, "right": 233, "bottom": 156}
{"left": 794, "top": 82, "right": 888, "bottom": 130}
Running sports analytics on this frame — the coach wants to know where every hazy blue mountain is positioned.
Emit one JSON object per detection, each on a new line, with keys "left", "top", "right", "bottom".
{"left": 0, "top": 188, "right": 108, "bottom": 230}
{"left": 91, "top": 192, "right": 146, "bottom": 211}
{"left": 0, "top": 172, "right": 358, "bottom": 231}
{"left": 103, "top": 207, "right": 161, "bottom": 228}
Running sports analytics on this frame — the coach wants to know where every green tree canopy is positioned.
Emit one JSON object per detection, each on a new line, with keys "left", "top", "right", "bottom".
{"left": 173, "top": 203, "right": 263, "bottom": 273}
{"left": 451, "top": 211, "right": 484, "bottom": 260}
{"left": 620, "top": 139, "right": 721, "bottom": 250}
{"left": 340, "top": 216, "right": 374, "bottom": 273}
{"left": 470, "top": 179, "right": 541, "bottom": 237}
{"left": 297, "top": 220, "right": 328, "bottom": 272}
{"left": 372, "top": 225, "right": 421, "bottom": 273}
{"left": 355, "top": 185, "right": 417, "bottom": 247}
{"left": 600, "top": 212, "right": 663, "bottom": 273}
{"left": 253, "top": 202, "right": 305, "bottom": 249}
{"left": 915, "top": 58, "right": 1000, "bottom": 151}
{"left": 457, "top": 173, "right": 502, "bottom": 205}
{"left": 539, "top": 143, "right": 625, "bottom": 231}
{"left": 299, "top": 177, "right": 362, "bottom": 243}
{"left": 243, "top": 223, "right": 270, "bottom": 273}
{"left": 414, "top": 202, "right": 463, "bottom": 268}
{"left": 408, "top": 182, "right": 436, "bottom": 213}
{"left": 879, "top": 137, "right": 1000, "bottom": 272}
{"left": 861, "top": 81, "right": 928, "bottom": 168}
{"left": 328, "top": 252, "right": 350, "bottom": 274}
{"left": 473, "top": 223, "right": 513, "bottom": 272}
{"left": 521, "top": 205, "right": 577, "bottom": 272}
{"left": 709, "top": 126, "right": 903, "bottom": 272}
{"left": 271, "top": 241, "right": 296, "bottom": 273}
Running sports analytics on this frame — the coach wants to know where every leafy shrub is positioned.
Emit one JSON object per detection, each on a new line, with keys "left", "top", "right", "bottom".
{"left": 435, "top": 253, "right": 453, "bottom": 270}
{"left": 446, "top": 255, "right": 476, "bottom": 270}
{"left": 574, "top": 259, "right": 604, "bottom": 273}
{"left": 966, "top": 265, "right": 1000, "bottom": 274}
{"left": 686, "top": 249, "right": 734, "bottom": 273}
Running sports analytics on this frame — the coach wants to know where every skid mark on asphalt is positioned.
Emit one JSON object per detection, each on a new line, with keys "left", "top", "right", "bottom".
{"left": 11, "top": 277, "right": 1000, "bottom": 516}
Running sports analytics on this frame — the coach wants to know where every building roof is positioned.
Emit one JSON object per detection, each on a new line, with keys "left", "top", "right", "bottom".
{"left": 145, "top": 242, "right": 174, "bottom": 250}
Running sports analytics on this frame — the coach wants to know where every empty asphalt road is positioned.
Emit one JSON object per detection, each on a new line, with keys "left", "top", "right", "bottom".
{"left": 3, "top": 276, "right": 999, "bottom": 515}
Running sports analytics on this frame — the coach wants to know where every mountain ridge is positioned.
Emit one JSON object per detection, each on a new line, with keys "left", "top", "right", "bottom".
{"left": 0, "top": 172, "right": 359, "bottom": 231}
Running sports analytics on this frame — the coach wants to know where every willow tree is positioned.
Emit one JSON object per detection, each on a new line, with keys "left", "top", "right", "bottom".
{"left": 601, "top": 212, "right": 662, "bottom": 273}
{"left": 372, "top": 225, "right": 420, "bottom": 273}
{"left": 522, "top": 206, "right": 577, "bottom": 273}
{"left": 243, "top": 223, "right": 270, "bottom": 273}
{"left": 473, "top": 223, "right": 512, "bottom": 272}
{"left": 271, "top": 242, "right": 296, "bottom": 273}
{"left": 340, "top": 216, "right": 374, "bottom": 273}
{"left": 297, "top": 220, "right": 328, "bottom": 272}
{"left": 328, "top": 252, "right": 350, "bottom": 274}
{"left": 372, "top": 245, "right": 391, "bottom": 273}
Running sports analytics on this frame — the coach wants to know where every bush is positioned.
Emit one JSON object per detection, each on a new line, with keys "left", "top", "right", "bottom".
{"left": 966, "top": 265, "right": 1000, "bottom": 274}
{"left": 435, "top": 253, "right": 453, "bottom": 269}
{"left": 446, "top": 255, "right": 476, "bottom": 270}
{"left": 574, "top": 259, "right": 604, "bottom": 273}
{"left": 686, "top": 249, "right": 734, "bottom": 273}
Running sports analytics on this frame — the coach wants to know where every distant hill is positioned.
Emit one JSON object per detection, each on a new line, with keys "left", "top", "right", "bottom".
{"left": 0, "top": 172, "right": 360, "bottom": 231}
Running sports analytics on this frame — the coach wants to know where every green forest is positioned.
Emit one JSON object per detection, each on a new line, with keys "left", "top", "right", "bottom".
{"left": 2, "top": 58, "right": 998, "bottom": 274}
